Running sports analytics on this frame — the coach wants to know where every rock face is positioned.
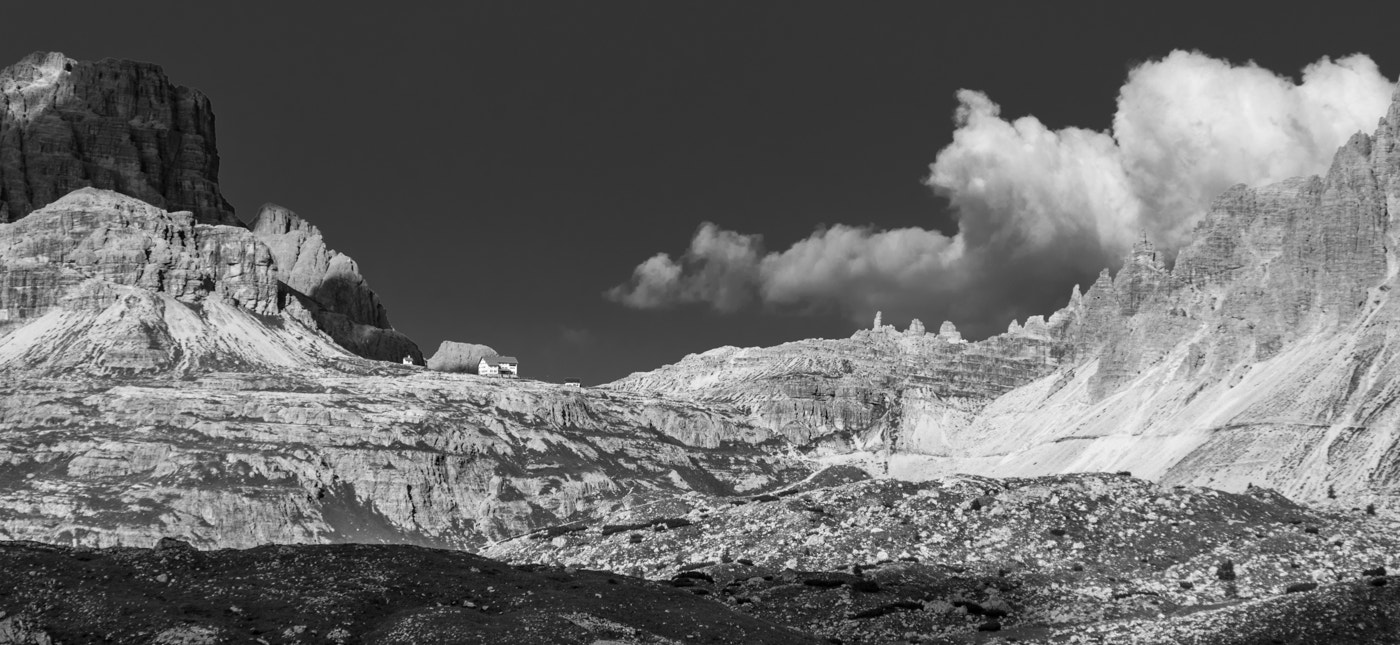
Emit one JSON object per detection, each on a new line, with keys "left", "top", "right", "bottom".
{"left": 0, "top": 369, "right": 805, "bottom": 550}
{"left": 427, "top": 340, "right": 499, "bottom": 373}
{"left": 0, "top": 52, "right": 236, "bottom": 226}
{"left": 609, "top": 91, "right": 1400, "bottom": 511}
{"left": 608, "top": 322, "right": 1059, "bottom": 449}
{"left": 251, "top": 203, "right": 422, "bottom": 364}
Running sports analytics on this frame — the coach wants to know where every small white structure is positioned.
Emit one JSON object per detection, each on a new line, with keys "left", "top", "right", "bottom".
{"left": 478, "top": 355, "right": 519, "bottom": 378}
{"left": 401, "top": 355, "right": 415, "bottom": 366}
{"left": 563, "top": 378, "right": 582, "bottom": 388}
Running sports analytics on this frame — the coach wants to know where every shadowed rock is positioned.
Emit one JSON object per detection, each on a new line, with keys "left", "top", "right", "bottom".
{"left": 251, "top": 203, "right": 422, "bottom": 363}
{"left": 0, "top": 52, "right": 236, "bottom": 225}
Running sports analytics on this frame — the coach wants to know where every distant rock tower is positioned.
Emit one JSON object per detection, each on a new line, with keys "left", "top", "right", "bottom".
{"left": 873, "top": 311, "right": 882, "bottom": 330}
{"left": 906, "top": 319, "right": 926, "bottom": 335}
{"left": 1133, "top": 231, "right": 1164, "bottom": 270}
{"left": 938, "top": 321, "right": 963, "bottom": 343}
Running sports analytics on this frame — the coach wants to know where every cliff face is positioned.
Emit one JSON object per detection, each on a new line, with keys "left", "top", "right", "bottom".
{"left": 608, "top": 321, "right": 1060, "bottom": 453}
{"left": 251, "top": 204, "right": 422, "bottom": 364}
{"left": 610, "top": 92, "right": 1400, "bottom": 511}
{"left": 0, "top": 189, "right": 805, "bottom": 549}
{"left": 0, "top": 52, "right": 236, "bottom": 226}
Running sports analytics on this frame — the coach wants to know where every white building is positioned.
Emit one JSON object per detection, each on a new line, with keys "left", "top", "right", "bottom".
{"left": 478, "top": 355, "right": 519, "bottom": 378}
{"left": 563, "top": 378, "right": 582, "bottom": 388}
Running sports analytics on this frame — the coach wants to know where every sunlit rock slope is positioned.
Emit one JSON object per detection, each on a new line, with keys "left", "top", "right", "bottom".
{"left": 609, "top": 91, "right": 1400, "bottom": 512}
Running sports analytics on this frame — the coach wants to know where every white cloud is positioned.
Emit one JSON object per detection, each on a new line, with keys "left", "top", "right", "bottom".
{"left": 606, "top": 223, "right": 762, "bottom": 312}
{"left": 607, "top": 51, "right": 1396, "bottom": 335}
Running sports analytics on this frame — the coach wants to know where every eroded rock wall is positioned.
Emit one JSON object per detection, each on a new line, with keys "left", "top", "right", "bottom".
{"left": 251, "top": 203, "right": 422, "bottom": 363}
{"left": 0, "top": 52, "right": 235, "bottom": 225}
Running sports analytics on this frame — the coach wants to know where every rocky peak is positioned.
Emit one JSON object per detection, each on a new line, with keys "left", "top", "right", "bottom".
{"left": 250, "top": 203, "right": 421, "bottom": 363}
{"left": 937, "top": 320, "right": 962, "bottom": 343}
{"left": 0, "top": 52, "right": 235, "bottom": 226}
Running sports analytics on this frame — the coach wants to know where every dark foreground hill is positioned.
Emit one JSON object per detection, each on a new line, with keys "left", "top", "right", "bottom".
{"left": 0, "top": 539, "right": 818, "bottom": 645}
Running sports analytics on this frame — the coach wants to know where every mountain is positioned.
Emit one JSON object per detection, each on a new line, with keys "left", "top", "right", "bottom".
{"left": 5, "top": 48, "right": 1400, "bottom": 641}
{"left": 0, "top": 187, "right": 806, "bottom": 549}
{"left": 0, "top": 53, "right": 807, "bottom": 550}
{"left": 0, "top": 52, "right": 235, "bottom": 226}
{"left": 0, "top": 51, "right": 422, "bottom": 364}
{"left": 608, "top": 92, "right": 1400, "bottom": 513}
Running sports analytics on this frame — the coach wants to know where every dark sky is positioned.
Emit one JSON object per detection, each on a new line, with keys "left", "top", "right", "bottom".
{"left": 3, "top": 2, "right": 1397, "bottom": 384}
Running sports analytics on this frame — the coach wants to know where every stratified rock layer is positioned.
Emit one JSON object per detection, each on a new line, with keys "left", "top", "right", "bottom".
{"left": 251, "top": 203, "right": 422, "bottom": 364}
{"left": 609, "top": 91, "right": 1400, "bottom": 511}
{"left": 0, "top": 52, "right": 235, "bottom": 225}
{"left": 0, "top": 188, "right": 280, "bottom": 372}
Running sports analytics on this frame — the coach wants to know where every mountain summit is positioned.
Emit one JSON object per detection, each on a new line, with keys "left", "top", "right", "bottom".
{"left": 0, "top": 52, "right": 236, "bottom": 225}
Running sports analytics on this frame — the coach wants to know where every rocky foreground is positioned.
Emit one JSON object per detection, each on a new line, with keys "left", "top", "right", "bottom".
{"left": 487, "top": 471, "right": 1400, "bottom": 643}
{"left": 1, "top": 472, "right": 1395, "bottom": 645}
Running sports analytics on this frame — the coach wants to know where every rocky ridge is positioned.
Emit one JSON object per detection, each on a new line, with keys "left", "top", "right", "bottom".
{"left": 0, "top": 52, "right": 235, "bottom": 226}
{"left": 608, "top": 90, "right": 1400, "bottom": 511}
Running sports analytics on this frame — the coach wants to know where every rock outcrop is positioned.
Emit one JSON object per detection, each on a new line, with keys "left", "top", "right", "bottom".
{"left": 0, "top": 52, "right": 236, "bottom": 226}
{"left": 427, "top": 340, "right": 499, "bottom": 373}
{"left": 609, "top": 90, "right": 1400, "bottom": 512}
{"left": 0, "top": 188, "right": 291, "bottom": 374}
{"left": 251, "top": 204, "right": 422, "bottom": 363}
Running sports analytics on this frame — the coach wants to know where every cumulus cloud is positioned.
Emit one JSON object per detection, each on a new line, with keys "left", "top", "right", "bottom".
{"left": 606, "top": 224, "right": 763, "bottom": 312}
{"left": 607, "top": 51, "right": 1396, "bottom": 336}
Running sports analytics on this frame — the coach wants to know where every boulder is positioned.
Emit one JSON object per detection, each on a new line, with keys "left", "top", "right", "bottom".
{"left": 427, "top": 341, "right": 499, "bottom": 373}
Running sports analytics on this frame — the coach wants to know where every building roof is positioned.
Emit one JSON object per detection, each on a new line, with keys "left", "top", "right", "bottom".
{"left": 480, "top": 355, "right": 519, "bottom": 365}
